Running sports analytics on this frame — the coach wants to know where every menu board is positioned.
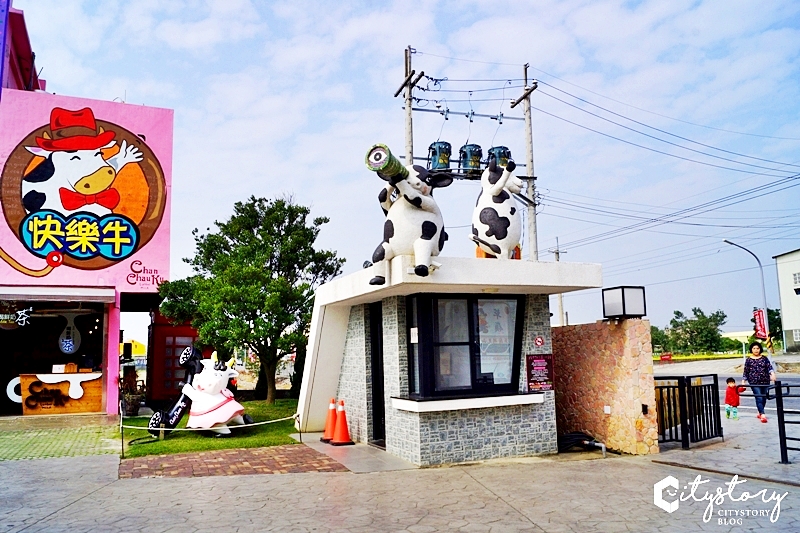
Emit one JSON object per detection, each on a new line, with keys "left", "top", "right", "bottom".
{"left": 526, "top": 354, "right": 553, "bottom": 391}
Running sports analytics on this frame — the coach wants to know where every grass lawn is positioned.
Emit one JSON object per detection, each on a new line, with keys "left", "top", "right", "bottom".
{"left": 653, "top": 353, "right": 743, "bottom": 363}
{"left": 120, "top": 399, "right": 299, "bottom": 458}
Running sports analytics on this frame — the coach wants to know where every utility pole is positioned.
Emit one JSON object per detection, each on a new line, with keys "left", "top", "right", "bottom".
{"left": 511, "top": 64, "right": 538, "bottom": 261}
{"left": 551, "top": 237, "right": 566, "bottom": 326}
{"left": 405, "top": 46, "right": 413, "bottom": 164}
{"left": 394, "top": 46, "right": 424, "bottom": 164}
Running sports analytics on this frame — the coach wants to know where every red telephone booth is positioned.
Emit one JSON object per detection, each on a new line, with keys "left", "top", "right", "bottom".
{"left": 146, "top": 311, "right": 208, "bottom": 405}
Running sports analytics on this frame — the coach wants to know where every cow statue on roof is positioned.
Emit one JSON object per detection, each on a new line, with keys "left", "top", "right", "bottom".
{"left": 365, "top": 144, "right": 453, "bottom": 286}
{"left": 471, "top": 157, "right": 523, "bottom": 259}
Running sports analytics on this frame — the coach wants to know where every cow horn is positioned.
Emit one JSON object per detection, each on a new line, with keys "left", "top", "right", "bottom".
{"left": 42, "top": 131, "right": 51, "bottom": 140}
{"left": 211, "top": 351, "right": 218, "bottom": 362}
{"left": 98, "top": 126, "right": 104, "bottom": 134}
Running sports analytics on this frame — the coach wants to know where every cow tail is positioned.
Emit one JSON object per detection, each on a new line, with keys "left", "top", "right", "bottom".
{"left": 0, "top": 247, "right": 54, "bottom": 277}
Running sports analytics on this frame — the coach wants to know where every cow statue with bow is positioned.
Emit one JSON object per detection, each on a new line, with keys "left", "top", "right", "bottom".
{"left": 181, "top": 352, "right": 248, "bottom": 436}
{"left": 22, "top": 107, "right": 142, "bottom": 217}
{"left": 365, "top": 144, "right": 453, "bottom": 285}
{"left": 471, "top": 157, "right": 523, "bottom": 259}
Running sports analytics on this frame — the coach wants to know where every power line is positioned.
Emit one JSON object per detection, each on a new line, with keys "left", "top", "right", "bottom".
{"left": 544, "top": 187, "right": 800, "bottom": 216}
{"left": 538, "top": 81, "right": 800, "bottom": 168}
{"left": 552, "top": 175, "right": 800, "bottom": 250}
{"left": 414, "top": 48, "right": 800, "bottom": 140}
{"left": 417, "top": 84, "right": 524, "bottom": 93}
{"left": 529, "top": 103, "right": 792, "bottom": 178}
{"left": 543, "top": 197, "right": 800, "bottom": 229}
{"left": 537, "top": 89, "right": 797, "bottom": 173}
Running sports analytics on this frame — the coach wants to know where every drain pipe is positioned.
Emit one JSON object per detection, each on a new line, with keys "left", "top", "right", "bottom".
{"left": 583, "top": 439, "right": 606, "bottom": 458}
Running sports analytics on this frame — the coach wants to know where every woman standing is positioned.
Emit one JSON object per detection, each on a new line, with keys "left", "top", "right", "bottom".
{"left": 742, "top": 341, "right": 776, "bottom": 423}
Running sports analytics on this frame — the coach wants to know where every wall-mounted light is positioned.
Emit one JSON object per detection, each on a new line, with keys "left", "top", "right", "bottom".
{"left": 602, "top": 286, "right": 646, "bottom": 319}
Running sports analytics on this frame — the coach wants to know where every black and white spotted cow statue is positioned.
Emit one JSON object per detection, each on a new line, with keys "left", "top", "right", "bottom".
{"left": 370, "top": 165, "right": 453, "bottom": 285}
{"left": 471, "top": 158, "right": 523, "bottom": 259}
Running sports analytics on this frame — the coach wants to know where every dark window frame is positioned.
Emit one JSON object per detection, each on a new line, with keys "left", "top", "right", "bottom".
{"left": 406, "top": 294, "right": 525, "bottom": 399}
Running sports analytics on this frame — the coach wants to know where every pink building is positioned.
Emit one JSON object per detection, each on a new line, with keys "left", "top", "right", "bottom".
{"left": 0, "top": 2, "right": 173, "bottom": 416}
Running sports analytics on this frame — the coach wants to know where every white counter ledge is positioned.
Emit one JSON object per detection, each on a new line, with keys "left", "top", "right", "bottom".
{"left": 391, "top": 393, "right": 545, "bottom": 413}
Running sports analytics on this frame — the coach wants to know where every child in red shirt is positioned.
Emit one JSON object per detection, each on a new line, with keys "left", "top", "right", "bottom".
{"left": 725, "top": 377, "right": 745, "bottom": 420}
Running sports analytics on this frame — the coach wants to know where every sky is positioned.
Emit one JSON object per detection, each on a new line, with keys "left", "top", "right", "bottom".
{"left": 13, "top": 0, "right": 800, "bottom": 342}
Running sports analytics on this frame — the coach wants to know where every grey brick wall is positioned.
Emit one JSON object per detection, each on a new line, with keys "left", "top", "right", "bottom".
{"left": 335, "top": 293, "right": 557, "bottom": 466}
{"left": 335, "top": 304, "right": 371, "bottom": 443}
{"left": 520, "top": 294, "right": 553, "bottom": 392}
{"left": 382, "top": 296, "right": 421, "bottom": 464}
{"left": 418, "top": 399, "right": 557, "bottom": 466}
{"left": 411, "top": 294, "right": 556, "bottom": 466}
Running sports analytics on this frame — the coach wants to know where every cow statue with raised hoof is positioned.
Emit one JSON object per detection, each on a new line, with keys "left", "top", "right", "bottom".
{"left": 471, "top": 157, "right": 523, "bottom": 259}
{"left": 365, "top": 144, "right": 453, "bottom": 286}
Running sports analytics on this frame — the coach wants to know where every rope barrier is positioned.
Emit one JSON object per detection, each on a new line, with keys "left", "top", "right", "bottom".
{"left": 120, "top": 414, "right": 298, "bottom": 432}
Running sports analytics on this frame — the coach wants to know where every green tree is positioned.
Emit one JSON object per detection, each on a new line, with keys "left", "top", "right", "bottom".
{"left": 750, "top": 308, "right": 783, "bottom": 340}
{"left": 667, "top": 307, "right": 727, "bottom": 353}
{"left": 159, "top": 196, "right": 344, "bottom": 403}
{"left": 650, "top": 325, "right": 669, "bottom": 353}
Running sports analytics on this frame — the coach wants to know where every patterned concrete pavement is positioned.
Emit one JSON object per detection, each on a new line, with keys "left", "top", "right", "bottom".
{"left": 1, "top": 452, "right": 797, "bottom": 532}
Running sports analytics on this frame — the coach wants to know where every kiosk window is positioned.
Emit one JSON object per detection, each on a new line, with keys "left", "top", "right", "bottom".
{"left": 407, "top": 294, "right": 524, "bottom": 398}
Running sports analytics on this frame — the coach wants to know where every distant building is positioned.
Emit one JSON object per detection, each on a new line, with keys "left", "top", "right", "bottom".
{"left": 774, "top": 248, "right": 800, "bottom": 352}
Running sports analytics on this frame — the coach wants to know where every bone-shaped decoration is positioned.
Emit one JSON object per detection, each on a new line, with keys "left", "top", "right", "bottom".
{"left": 35, "top": 373, "right": 101, "bottom": 399}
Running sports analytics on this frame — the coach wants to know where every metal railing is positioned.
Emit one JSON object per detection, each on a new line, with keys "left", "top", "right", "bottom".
{"left": 655, "top": 374, "right": 723, "bottom": 449}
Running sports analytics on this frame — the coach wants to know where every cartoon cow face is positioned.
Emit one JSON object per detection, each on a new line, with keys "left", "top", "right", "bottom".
{"left": 190, "top": 359, "right": 239, "bottom": 396}
{"left": 471, "top": 158, "right": 523, "bottom": 259}
{"left": 21, "top": 140, "right": 142, "bottom": 217}
{"left": 369, "top": 165, "right": 453, "bottom": 285}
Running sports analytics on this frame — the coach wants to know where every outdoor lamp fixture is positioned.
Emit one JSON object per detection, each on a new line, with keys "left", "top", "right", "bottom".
{"left": 602, "top": 286, "right": 646, "bottom": 319}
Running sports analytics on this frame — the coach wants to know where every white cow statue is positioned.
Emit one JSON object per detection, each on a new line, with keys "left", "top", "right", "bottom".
{"left": 368, "top": 153, "right": 453, "bottom": 285}
{"left": 22, "top": 140, "right": 142, "bottom": 217}
{"left": 471, "top": 158, "right": 523, "bottom": 259}
{"left": 181, "top": 353, "right": 247, "bottom": 436}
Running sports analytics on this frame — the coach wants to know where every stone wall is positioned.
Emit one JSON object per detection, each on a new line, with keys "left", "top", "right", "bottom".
{"left": 417, "top": 400, "right": 556, "bottom": 466}
{"left": 552, "top": 319, "right": 658, "bottom": 455}
{"left": 382, "top": 296, "right": 422, "bottom": 464}
{"left": 335, "top": 304, "right": 371, "bottom": 443}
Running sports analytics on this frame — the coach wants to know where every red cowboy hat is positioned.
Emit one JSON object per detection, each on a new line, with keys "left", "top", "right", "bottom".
{"left": 35, "top": 107, "right": 116, "bottom": 151}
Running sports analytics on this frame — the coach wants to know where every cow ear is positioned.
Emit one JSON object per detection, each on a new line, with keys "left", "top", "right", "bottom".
{"left": 488, "top": 156, "right": 497, "bottom": 173}
{"left": 428, "top": 172, "right": 453, "bottom": 188}
{"left": 25, "top": 146, "right": 51, "bottom": 157}
{"left": 411, "top": 165, "right": 428, "bottom": 180}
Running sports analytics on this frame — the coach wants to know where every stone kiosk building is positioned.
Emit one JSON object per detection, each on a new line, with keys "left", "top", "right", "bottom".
{"left": 296, "top": 255, "right": 602, "bottom": 466}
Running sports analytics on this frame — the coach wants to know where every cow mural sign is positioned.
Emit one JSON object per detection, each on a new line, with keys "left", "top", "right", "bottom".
{"left": 0, "top": 90, "right": 172, "bottom": 291}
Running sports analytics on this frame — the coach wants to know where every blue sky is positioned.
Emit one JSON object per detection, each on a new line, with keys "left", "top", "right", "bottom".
{"left": 14, "top": 0, "right": 800, "bottom": 340}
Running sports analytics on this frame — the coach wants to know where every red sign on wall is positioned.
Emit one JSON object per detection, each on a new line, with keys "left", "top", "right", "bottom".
{"left": 753, "top": 309, "right": 768, "bottom": 340}
{"left": 526, "top": 354, "right": 553, "bottom": 392}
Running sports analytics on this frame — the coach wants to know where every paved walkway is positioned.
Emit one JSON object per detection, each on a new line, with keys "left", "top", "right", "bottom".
{"left": 0, "top": 452, "right": 796, "bottom": 532}
{"left": 291, "top": 432, "right": 417, "bottom": 473}
{"left": 119, "top": 444, "right": 348, "bottom": 478}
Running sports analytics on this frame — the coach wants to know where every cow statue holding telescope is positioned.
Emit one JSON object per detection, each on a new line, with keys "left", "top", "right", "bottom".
{"left": 365, "top": 144, "right": 453, "bottom": 286}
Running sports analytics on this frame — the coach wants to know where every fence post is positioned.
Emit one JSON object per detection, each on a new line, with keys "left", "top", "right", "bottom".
{"left": 774, "top": 381, "right": 789, "bottom": 464}
{"left": 678, "top": 377, "right": 690, "bottom": 450}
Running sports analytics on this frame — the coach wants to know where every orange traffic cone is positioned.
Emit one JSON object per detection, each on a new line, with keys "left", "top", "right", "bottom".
{"left": 320, "top": 398, "right": 337, "bottom": 442}
{"left": 330, "top": 399, "right": 355, "bottom": 446}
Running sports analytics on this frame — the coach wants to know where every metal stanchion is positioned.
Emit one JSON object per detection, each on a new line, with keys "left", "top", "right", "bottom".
{"left": 774, "top": 381, "right": 790, "bottom": 464}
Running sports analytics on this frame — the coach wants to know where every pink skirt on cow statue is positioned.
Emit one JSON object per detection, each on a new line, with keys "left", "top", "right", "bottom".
{"left": 186, "top": 389, "right": 245, "bottom": 429}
